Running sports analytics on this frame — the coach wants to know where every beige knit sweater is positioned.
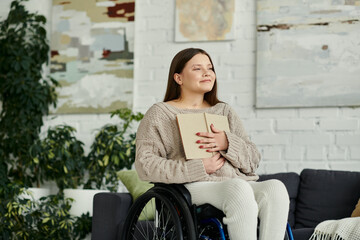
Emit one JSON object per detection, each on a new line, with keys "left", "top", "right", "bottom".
{"left": 135, "top": 102, "right": 261, "bottom": 184}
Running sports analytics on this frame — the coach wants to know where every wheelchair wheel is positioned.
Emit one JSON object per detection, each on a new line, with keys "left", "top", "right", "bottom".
{"left": 122, "top": 189, "right": 195, "bottom": 240}
{"left": 198, "top": 218, "right": 228, "bottom": 240}
{"left": 153, "top": 185, "right": 197, "bottom": 240}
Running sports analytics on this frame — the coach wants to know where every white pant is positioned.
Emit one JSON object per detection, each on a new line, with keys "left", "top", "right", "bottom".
{"left": 185, "top": 178, "right": 290, "bottom": 240}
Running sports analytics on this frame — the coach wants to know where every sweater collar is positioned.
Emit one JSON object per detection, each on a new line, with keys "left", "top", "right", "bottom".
{"left": 157, "top": 102, "right": 223, "bottom": 114}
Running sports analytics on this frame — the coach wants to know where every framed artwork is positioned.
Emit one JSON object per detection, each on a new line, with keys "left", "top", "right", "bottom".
{"left": 50, "top": 0, "right": 135, "bottom": 113}
{"left": 175, "top": 0, "right": 235, "bottom": 42}
{"left": 256, "top": 0, "right": 360, "bottom": 108}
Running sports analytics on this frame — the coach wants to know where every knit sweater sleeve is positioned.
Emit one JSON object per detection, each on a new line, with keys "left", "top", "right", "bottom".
{"left": 135, "top": 105, "right": 208, "bottom": 184}
{"left": 219, "top": 105, "right": 261, "bottom": 175}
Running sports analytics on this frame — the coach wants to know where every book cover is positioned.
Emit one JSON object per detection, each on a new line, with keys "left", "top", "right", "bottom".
{"left": 176, "top": 113, "right": 230, "bottom": 159}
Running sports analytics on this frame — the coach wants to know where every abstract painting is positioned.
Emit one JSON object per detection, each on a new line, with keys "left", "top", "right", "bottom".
{"left": 50, "top": 0, "right": 135, "bottom": 113}
{"left": 256, "top": 0, "right": 360, "bottom": 108}
{"left": 175, "top": 0, "right": 235, "bottom": 42}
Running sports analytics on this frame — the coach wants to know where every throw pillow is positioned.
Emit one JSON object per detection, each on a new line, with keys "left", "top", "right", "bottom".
{"left": 117, "top": 170, "right": 154, "bottom": 220}
{"left": 351, "top": 198, "right": 360, "bottom": 217}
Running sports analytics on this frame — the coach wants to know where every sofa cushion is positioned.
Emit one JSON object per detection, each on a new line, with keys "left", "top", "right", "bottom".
{"left": 295, "top": 169, "right": 360, "bottom": 229}
{"left": 117, "top": 170, "right": 155, "bottom": 220}
{"left": 351, "top": 198, "right": 360, "bottom": 217}
{"left": 258, "top": 172, "right": 300, "bottom": 228}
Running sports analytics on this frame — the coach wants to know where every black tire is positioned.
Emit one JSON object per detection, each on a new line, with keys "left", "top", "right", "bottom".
{"left": 122, "top": 189, "right": 191, "bottom": 240}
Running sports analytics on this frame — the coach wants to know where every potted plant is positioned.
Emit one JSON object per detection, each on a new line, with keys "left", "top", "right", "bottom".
{"left": 0, "top": 0, "right": 58, "bottom": 186}
{"left": 27, "top": 124, "right": 94, "bottom": 238}
{"left": 85, "top": 108, "right": 144, "bottom": 192}
{"left": 30, "top": 125, "right": 85, "bottom": 192}
{"left": 3, "top": 187, "right": 91, "bottom": 240}
{"left": 30, "top": 125, "right": 99, "bottom": 222}
{"left": 0, "top": 1, "right": 91, "bottom": 238}
{"left": 0, "top": 1, "right": 142, "bottom": 238}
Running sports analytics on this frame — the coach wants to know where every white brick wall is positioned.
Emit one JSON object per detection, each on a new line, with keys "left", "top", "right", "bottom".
{"left": 1, "top": 0, "right": 359, "bottom": 175}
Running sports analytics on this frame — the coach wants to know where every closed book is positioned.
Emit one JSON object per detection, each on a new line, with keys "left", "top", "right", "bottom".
{"left": 176, "top": 113, "right": 230, "bottom": 159}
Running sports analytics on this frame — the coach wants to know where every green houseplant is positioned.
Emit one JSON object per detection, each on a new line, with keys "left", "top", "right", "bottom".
{"left": 85, "top": 108, "right": 144, "bottom": 192}
{"left": 0, "top": 0, "right": 142, "bottom": 238}
{"left": 0, "top": 0, "right": 58, "bottom": 186}
{"left": 3, "top": 188, "right": 91, "bottom": 240}
{"left": 0, "top": 1, "right": 91, "bottom": 239}
{"left": 27, "top": 124, "right": 93, "bottom": 239}
{"left": 30, "top": 125, "right": 86, "bottom": 191}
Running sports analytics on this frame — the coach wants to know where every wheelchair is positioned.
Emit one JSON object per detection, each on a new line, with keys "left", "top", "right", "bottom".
{"left": 121, "top": 183, "right": 294, "bottom": 240}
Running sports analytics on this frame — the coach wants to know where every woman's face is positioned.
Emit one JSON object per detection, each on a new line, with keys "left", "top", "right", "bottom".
{"left": 175, "top": 53, "right": 216, "bottom": 96}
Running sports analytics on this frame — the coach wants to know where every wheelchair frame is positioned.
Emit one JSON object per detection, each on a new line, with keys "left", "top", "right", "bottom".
{"left": 121, "top": 183, "right": 293, "bottom": 240}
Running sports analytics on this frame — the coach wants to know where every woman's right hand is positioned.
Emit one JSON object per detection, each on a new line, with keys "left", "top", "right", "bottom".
{"left": 202, "top": 153, "right": 225, "bottom": 174}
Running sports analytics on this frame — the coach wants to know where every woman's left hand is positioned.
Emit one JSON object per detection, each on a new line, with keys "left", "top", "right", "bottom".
{"left": 196, "top": 124, "right": 229, "bottom": 152}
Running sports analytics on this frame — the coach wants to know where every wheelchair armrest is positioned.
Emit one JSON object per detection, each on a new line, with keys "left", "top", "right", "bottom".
{"left": 92, "top": 192, "right": 132, "bottom": 240}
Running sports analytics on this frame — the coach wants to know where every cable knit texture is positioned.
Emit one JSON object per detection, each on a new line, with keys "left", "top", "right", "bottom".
{"left": 185, "top": 179, "right": 290, "bottom": 240}
{"left": 135, "top": 102, "right": 261, "bottom": 184}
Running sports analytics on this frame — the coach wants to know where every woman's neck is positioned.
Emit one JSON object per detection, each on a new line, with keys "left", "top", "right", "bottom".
{"left": 168, "top": 96, "right": 210, "bottom": 109}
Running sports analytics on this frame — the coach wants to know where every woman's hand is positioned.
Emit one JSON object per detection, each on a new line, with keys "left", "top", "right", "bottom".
{"left": 196, "top": 124, "right": 229, "bottom": 152}
{"left": 202, "top": 152, "right": 225, "bottom": 174}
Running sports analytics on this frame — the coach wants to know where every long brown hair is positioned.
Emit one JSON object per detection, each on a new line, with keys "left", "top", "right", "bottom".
{"left": 163, "top": 48, "right": 220, "bottom": 106}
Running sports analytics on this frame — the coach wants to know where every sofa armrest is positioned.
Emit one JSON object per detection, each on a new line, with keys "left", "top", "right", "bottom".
{"left": 92, "top": 192, "right": 132, "bottom": 240}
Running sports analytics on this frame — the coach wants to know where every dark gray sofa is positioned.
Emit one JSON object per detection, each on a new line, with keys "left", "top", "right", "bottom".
{"left": 92, "top": 169, "right": 360, "bottom": 240}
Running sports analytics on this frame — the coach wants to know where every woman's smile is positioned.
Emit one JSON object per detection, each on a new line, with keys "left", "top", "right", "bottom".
{"left": 200, "top": 79, "right": 212, "bottom": 82}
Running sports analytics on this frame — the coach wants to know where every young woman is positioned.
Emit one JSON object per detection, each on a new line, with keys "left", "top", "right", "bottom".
{"left": 135, "top": 48, "right": 289, "bottom": 240}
